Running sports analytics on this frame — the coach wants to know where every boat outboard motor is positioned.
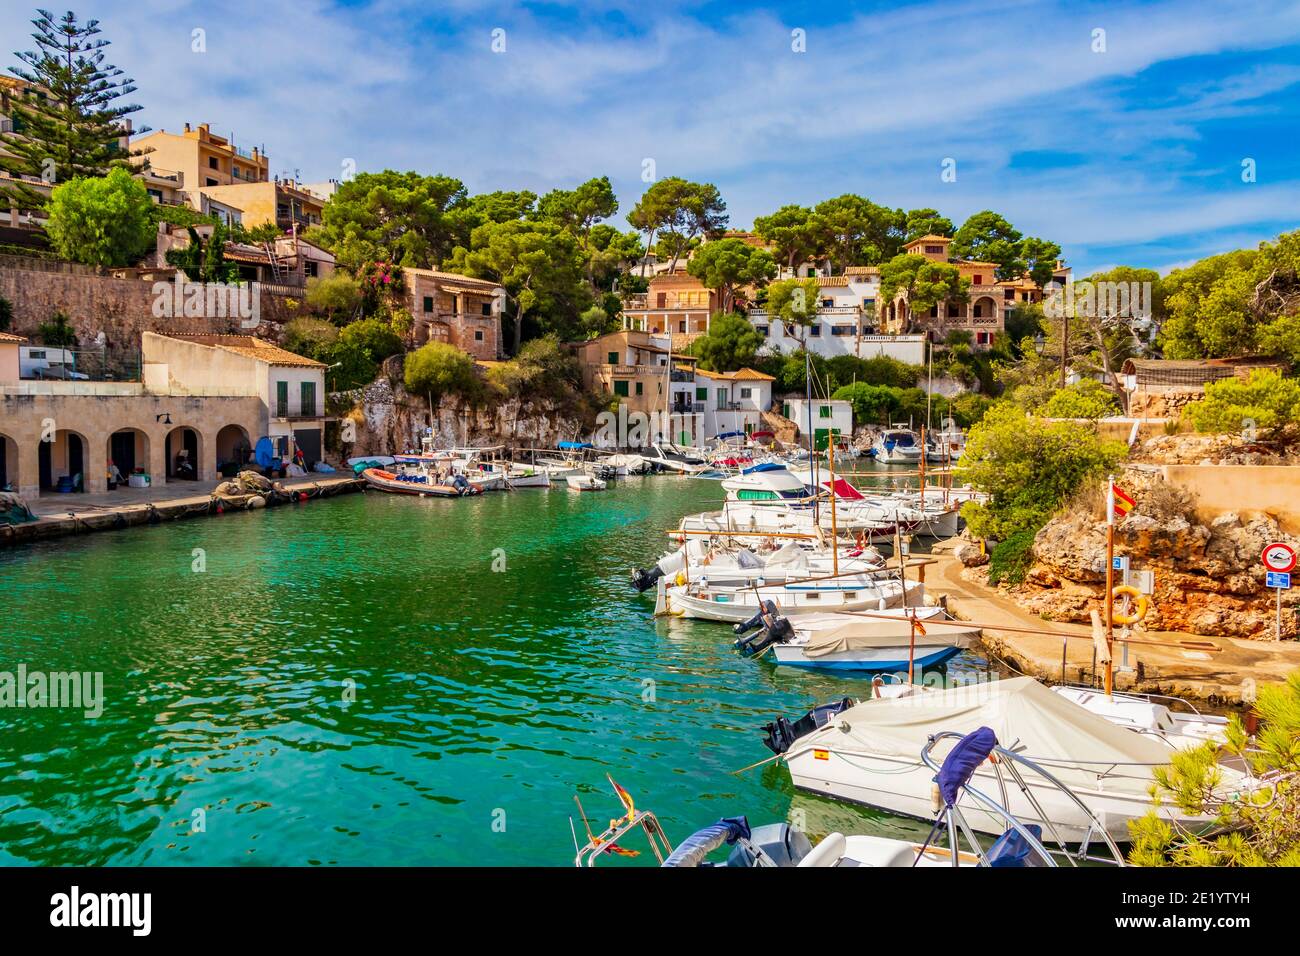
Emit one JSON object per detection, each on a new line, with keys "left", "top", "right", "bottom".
{"left": 631, "top": 565, "right": 665, "bottom": 592}
{"left": 726, "top": 822, "right": 813, "bottom": 868}
{"left": 661, "top": 816, "right": 753, "bottom": 867}
{"left": 761, "top": 698, "right": 855, "bottom": 755}
{"left": 735, "top": 613, "right": 795, "bottom": 656}
{"left": 733, "top": 600, "right": 780, "bottom": 636}
{"left": 451, "top": 473, "right": 470, "bottom": 494}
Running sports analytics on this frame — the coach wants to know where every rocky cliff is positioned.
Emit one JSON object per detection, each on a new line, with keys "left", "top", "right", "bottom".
{"left": 338, "top": 359, "right": 589, "bottom": 459}
{"left": 1008, "top": 471, "right": 1298, "bottom": 638}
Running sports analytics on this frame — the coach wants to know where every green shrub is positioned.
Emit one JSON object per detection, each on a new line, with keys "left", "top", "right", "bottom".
{"left": 305, "top": 273, "right": 363, "bottom": 323}
{"left": 0, "top": 295, "right": 12, "bottom": 332}
{"left": 404, "top": 341, "right": 479, "bottom": 408}
{"left": 1041, "top": 379, "right": 1121, "bottom": 419}
{"left": 987, "top": 529, "right": 1037, "bottom": 586}
{"left": 36, "top": 311, "right": 76, "bottom": 347}
{"left": 1184, "top": 368, "right": 1300, "bottom": 437}
{"left": 957, "top": 402, "right": 1128, "bottom": 540}
{"left": 44, "top": 168, "right": 155, "bottom": 267}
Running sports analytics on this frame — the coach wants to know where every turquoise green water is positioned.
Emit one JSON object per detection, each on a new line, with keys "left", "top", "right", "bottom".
{"left": 0, "top": 477, "right": 981, "bottom": 866}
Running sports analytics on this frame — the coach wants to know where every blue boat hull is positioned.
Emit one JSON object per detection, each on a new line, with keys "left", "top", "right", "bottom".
{"left": 772, "top": 645, "right": 963, "bottom": 673}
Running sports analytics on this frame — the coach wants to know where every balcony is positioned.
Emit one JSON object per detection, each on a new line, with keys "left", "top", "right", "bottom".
{"left": 671, "top": 402, "right": 705, "bottom": 414}
{"left": 624, "top": 293, "right": 649, "bottom": 309}
{"left": 669, "top": 370, "right": 694, "bottom": 383}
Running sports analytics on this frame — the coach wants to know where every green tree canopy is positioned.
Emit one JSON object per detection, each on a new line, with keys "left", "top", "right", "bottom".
{"left": 45, "top": 168, "right": 154, "bottom": 267}
{"left": 879, "top": 254, "right": 969, "bottom": 325}
{"left": 307, "top": 170, "right": 469, "bottom": 272}
{"left": 902, "top": 208, "right": 954, "bottom": 242}
{"left": 752, "top": 204, "right": 821, "bottom": 271}
{"left": 691, "top": 312, "right": 765, "bottom": 372}
{"left": 956, "top": 402, "right": 1127, "bottom": 541}
{"left": 950, "top": 210, "right": 1022, "bottom": 264}
{"left": 626, "top": 177, "right": 727, "bottom": 274}
{"left": 810, "top": 194, "right": 904, "bottom": 270}
{"left": 0, "top": 10, "right": 146, "bottom": 210}
{"left": 1040, "top": 379, "right": 1121, "bottom": 420}
{"left": 446, "top": 219, "right": 591, "bottom": 354}
{"left": 686, "top": 238, "right": 776, "bottom": 313}
{"left": 764, "top": 277, "right": 822, "bottom": 339}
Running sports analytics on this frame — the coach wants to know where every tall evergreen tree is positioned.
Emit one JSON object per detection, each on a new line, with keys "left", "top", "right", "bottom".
{"left": 0, "top": 9, "right": 147, "bottom": 211}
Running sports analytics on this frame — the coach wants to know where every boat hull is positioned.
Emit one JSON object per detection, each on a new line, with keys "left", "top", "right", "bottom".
{"left": 361, "top": 468, "right": 478, "bottom": 498}
{"left": 770, "top": 644, "right": 964, "bottom": 672}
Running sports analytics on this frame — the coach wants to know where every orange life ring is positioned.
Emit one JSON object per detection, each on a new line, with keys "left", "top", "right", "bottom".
{"left": 1111, "top": 585, "right": 1149, "bottom": 625}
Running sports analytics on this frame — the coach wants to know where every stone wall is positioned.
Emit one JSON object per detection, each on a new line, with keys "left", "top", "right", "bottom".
{"left": 0, "top": 260, "right": 300, "bottom": 363}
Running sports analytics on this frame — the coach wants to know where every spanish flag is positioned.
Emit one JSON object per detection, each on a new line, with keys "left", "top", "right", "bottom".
{"left": 607, "top": 774, "right": 635, "bottom": 820}
{"left": 1111, "top": 482, "right": 1135, "bottom": 521}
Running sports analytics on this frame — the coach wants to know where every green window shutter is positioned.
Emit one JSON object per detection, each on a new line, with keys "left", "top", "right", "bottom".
{"left": 613, "top": 380, "right": 629, "bottom": 397}
{"left": 607, "top": 351, "right": 618, "bottom": 364}
{"left": 695, "top": 387, "right": 707, "bottom": 400}
{"left": 635, "top": 381, "right": 643, "bottom": 396}
{"left": 276, "top": 381, "right": 288, "bottom": 417}
{"left": 300, "top": 381, "right": 316, "bottom": 417}
{"left": 782, "top": 402, "right": 790, "bottom": 418}
{"left": 820, "top": 405, "right": 831, "bottom": 419}
{"left": 717, "top": 389, "right": 726, "bottom": 406}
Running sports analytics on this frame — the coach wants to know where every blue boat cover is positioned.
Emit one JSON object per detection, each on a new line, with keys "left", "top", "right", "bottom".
{"left": 661, "top": 816, "right": 752, "bottom": 867}
{"left": 987, "top": 824, "right": 1045, "bottom": 867}
{"left": 936, "top": 726, "right": 997, "bottom": 808}
{"left": 741, "top": 462, "right": 786, "bottom": 475}
{"left": 557, "top": 441, "right": 594, "bottom": 449}
{"left": 714, "top": 430, "right": 744, "bottom": 440}
{"left": 254, "top": 436, "right": 276, "bottom": 468}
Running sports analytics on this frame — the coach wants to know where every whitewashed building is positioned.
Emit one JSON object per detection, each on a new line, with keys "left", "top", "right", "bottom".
{"left": 780, "top": 397, "right": 853, "bottom": 450}
{"left": 747, "top": 272, "right": 927, "bottom": 365}
{"left": 693, "top": 367, "right": 775, "bottom": 440}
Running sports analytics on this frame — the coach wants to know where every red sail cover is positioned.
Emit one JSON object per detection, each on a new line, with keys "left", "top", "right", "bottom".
{"left": 825, "top": 477, "right": 864, "bottom": 500}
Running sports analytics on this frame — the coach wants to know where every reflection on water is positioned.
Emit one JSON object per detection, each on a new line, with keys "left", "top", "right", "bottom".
{"left": 0, "top": 475, "right": 992, "bottom": 866}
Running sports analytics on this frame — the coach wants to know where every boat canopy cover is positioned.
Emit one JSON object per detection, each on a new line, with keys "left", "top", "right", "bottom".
{"left": 764, "top": 542, "right": 809, "bottom": 571}
{"left": 811, "top": 676, "right": 1176, "bottom": 793}
{"left": 558, "top": 441, "right": 594, "bottom": 449}
{"left": 661, "top": 816, "right": 752, "bottom": 867}
{"left": 714, "top": 431, "right": 745, "bottom": 440}
{"left": 736, "top": 549, "right": 763, "bottom": 570}
{"left": 801, "top": 616, "right": 978, "bottom": 658}
{"left": 824, "top": 477, "right": 864, "bottom": 501}
{"left": 254, "top": 436, "right": 276, "bottom": 468}
{"left": 742, "top": 462, "right": 787, "bottom": 475}
{"left": 937, "top": 727, "right": 998, "bottom": 808}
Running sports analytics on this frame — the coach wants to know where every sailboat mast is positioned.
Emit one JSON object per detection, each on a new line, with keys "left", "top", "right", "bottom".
{"left": 805, "top": 349, "right": 818, "bottom": 526}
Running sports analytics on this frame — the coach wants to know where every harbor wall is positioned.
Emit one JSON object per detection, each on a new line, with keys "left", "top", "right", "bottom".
{"left": 1163, "top": 464, "right": 1300, "bottom": 533}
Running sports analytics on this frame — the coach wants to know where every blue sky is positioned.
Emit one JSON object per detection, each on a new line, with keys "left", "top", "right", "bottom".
{"left": 5, "top": 0, "right": 1300, "bottom": 274}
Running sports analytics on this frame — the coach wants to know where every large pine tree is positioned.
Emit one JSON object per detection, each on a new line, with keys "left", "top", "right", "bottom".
{"left": 0, "top": 9, "right": 147, "bottom": 211}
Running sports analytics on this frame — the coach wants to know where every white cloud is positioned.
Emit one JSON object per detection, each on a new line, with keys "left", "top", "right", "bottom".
{"left": 2, "top": 0, "right": 1299, "bottom": 271}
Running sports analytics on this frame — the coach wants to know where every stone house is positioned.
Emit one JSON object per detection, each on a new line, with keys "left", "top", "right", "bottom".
{"left": 404, "top": 268, "right": 504, "bottom": 361}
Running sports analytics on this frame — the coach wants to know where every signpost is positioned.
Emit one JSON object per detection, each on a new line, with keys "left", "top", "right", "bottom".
{"left": 1262, "top": 544, "right": 1296, "bottom": 640}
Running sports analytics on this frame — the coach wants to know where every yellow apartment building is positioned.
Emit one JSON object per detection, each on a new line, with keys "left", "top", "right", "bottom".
{"left": 131, "top": 122, "right": 268, "bottom": 191}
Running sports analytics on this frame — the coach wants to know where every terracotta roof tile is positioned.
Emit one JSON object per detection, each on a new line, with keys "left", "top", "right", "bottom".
{"left": 0, "top": 331, "right": 29, "bottom": 343}
{"left": 161, "top": 333, "right": 325, "bottom": 368}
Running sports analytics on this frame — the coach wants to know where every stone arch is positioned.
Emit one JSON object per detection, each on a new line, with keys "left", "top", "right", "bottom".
{"left": 0, "top": 432, "right": 18, "bottom": 493}
{"left": 164, "top": 425, "right": 203, "bottom": 480}
{"left": 215, "top": 424, "right": 253, "bottom": 477}
{"left": 972, "top": 295, "right": 998, "bottom": 320}
{"left": 106, "top": 427, "right": 151, "bottom": 485}
{"left": 39, "top": 428, "right": 90, "bottom": 494}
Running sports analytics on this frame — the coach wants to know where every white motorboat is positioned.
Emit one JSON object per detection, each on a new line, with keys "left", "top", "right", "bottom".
{"left": 734, "top": 607, "right": 981, "bottom": 673}
{"left": 772, "top": 676, "right": 1253, "bottom": 844}
{"left": 573, "top": 731, "right": 1126, "bottom": 868}
{"left": 598, "top": 453, "right": 651, "bottom": 476}
{"left": 720, "top": 463, "right": 813, "bottom": 502}
{"left": 1050, "top": 686, "right": 1231, "bottom": 749}
{"left": 872, "top": 427, "right": 924, "bottom": 464}
{"left": 632, "top": 538, "right": 885, "bottom": 593}
{"left": 647, "top": 442, "right": 708, "bottom": 474}
{"left": 565, "top": 473, "right": 607, "bottom": 491}
{"left": 657, "top": 569, "right": 922, "bottom": 622}
{"left": 926, "top": 428, "right": 966, "bottom": 463}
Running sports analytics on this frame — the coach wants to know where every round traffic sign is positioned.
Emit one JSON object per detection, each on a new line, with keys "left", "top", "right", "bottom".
{"left": 1262, "top": 543, "right": 1297, "bottom": 573}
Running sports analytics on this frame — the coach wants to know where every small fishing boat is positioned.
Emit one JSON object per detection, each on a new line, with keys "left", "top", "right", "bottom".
{"left": 565, "top": 473, "right": 607, "bottom": 491}
{"left": 656, "top": 568, "right": 920, "bottom": 622}
{"left": 632, "top": 538, "right": 884, "bottom": 593}
{"left": 361, "top": 467, "right": 482, "bottom": 497}
{"left": 1050, "top": 685, "right": 1231, "bottom": 748}
{"left": 733, "top": 605, "right": 980, "bottom": 672}
{"left": 926, "top": 427, "right": 966, "bottom": 463}
{"left": 503, "top": 464, "right": 551, "bottom": 488}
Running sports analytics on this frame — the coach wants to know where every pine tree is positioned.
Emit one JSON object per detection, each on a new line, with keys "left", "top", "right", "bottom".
{"left": 0, "top": 9, "right": 147, "bottom": 211}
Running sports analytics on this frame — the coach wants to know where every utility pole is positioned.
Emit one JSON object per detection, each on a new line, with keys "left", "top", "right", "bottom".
{"left": 1060, "top": 311, "right": 1069, "bottom": 389}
